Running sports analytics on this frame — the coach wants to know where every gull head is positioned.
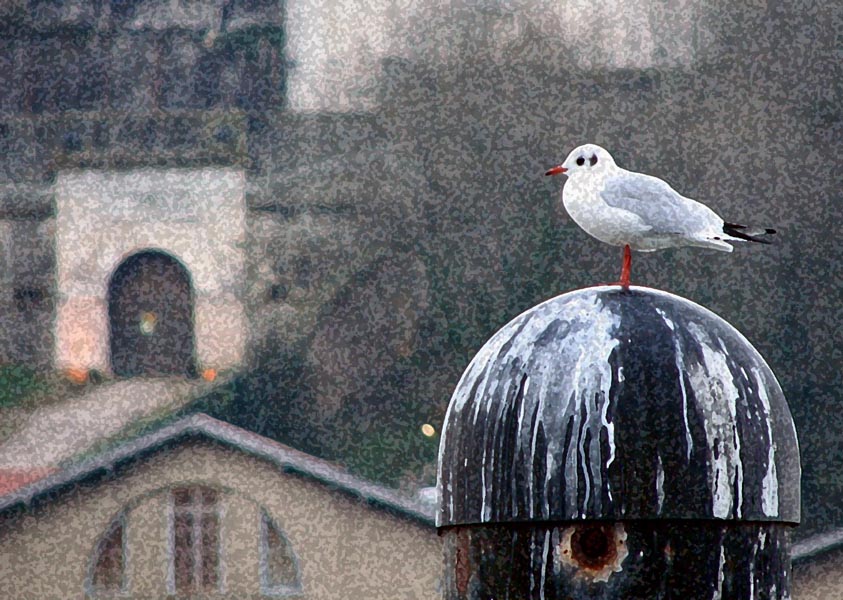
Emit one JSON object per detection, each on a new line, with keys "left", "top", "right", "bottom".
{"left": 545, "top": 144, "right": 616, "bottom": 177}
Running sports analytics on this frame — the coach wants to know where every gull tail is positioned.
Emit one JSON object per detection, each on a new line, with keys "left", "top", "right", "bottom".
{"left": 723, "top": 222, "right": 777, "bottom": 244}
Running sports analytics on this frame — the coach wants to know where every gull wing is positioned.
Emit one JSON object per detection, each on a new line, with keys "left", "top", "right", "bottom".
{"left": 600, "top": 171, "right": 721, "bottom": 235}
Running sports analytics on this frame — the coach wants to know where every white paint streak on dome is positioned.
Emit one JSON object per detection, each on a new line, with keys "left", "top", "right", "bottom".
{"left": 540, "top": 529, "right": 550, "bottom": 600}
{"left": 512, "top": 293, "right": 621, "bottom": 517}
{"left": 753, "top": 367, "right": 780, "bottom": 517}
{"left": 449, "top": 290, "right": 623, "bottom": 518}
{"left": 686, "top": 322, "right": 743, "bottom": 519}
{"left": 713, "top": 543, "right": 726, "bottom": 600}
{"left": 656, "top": 308, "right": 694, "bottom": 461}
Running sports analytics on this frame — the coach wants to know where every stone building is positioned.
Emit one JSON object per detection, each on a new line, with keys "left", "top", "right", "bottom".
{"left": 0, "top": 0, "right": 284, "bottom": 372}
{"left": 0, "top": 413, "right": 440, "bottom": 599}
{"left": 0, "top": 0, "right": 431, "bottom": 392}
{"left": 54, "top": 168, "right": 247, "bottom": 376}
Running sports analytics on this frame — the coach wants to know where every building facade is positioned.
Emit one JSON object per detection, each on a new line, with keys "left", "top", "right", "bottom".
{"left": 0, "top": 415, "right": 441, "bottom": 599}
{"left": 0, "top": 0, "right": 431, "bottom": 397}
{"left": 54, "top": 168, "right": 247, "bottom": 375}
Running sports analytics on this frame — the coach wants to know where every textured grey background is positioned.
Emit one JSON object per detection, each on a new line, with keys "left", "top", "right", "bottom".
{"left": 0, "top": 0, "right": 840, "bottom": 545}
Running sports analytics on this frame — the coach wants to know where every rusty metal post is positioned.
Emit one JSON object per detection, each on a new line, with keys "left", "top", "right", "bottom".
{"left": 437, "top": 286, "right": 800, "bottom": 599}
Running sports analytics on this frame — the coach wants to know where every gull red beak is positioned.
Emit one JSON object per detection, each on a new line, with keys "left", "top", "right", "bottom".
{"left": 545, "top": 164, "right": 567, "bottom": 176}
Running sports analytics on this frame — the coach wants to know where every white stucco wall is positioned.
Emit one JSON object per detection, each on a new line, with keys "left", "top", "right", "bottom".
{"left": 54, "top": 167, "right": 247, "bottom": 374}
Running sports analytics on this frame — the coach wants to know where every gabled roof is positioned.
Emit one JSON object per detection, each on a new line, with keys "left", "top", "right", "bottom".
{"left": 0, "top": 467, "right": 57, "bottom": 496}
{"left": 0, "top": 413, "right": 436, "bottom": 526}
{"left": 792, "top": 528, "right": 843, "bottom": 564}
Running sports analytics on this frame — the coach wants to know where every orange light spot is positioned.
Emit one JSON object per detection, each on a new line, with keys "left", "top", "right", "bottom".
{"left": 202, "top": 368, "right": 217, "bottom": 382}
{"left": 66, "top": 367, "right": 88, "bottom": 384}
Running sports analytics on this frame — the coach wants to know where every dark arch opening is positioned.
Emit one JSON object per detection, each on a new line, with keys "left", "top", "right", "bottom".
{"left": 108, "top": 250, "right": 195, "bottom": 377}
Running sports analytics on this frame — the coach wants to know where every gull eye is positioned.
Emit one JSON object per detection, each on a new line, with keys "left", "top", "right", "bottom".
{"left": 576, "top": 156, "right": 585, "bottom": 166}
{"left": 589, "top": 155, "right": 598, "bottom": 166}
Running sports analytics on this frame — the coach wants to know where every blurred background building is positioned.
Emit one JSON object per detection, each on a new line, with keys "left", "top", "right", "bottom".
{"left": 0, "top": 0, "right": 841, "bottom": 562}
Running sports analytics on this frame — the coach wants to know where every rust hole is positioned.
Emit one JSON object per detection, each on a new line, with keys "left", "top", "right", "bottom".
{"left": 570, "top": 524, "right": 616, "bottom": 569}
{"left": 558, "top": 523, "right": 628, "bottom": 583}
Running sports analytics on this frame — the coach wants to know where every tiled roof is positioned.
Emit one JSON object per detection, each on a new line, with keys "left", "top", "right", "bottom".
{"left": 0, "top": 413, "right": 436, "bottom": 526}
{"left": 0, "top": 467, "right": 57, "bottom": 496}
{"left": 792, "top": 528, "right": 843, "bottom": 564}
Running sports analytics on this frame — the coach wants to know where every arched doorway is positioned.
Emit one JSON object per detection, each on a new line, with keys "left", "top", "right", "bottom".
{"left": 108, "top": 251, "right": 195, "bottom": 377}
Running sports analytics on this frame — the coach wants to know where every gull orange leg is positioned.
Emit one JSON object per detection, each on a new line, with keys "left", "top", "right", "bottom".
{"left": 617, "top": 244, "right": 631, "bottom": 289}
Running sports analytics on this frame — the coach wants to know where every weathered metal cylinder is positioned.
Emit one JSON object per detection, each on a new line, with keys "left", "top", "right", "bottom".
{"left": 437, "top": 286, "right": 800, "bottom": 599}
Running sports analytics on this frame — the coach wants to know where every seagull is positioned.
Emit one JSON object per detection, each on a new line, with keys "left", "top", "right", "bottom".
{"left": 545, "top": 144, "right": 775, "bottom": 288}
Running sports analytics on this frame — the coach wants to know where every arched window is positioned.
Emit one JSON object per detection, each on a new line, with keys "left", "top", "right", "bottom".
{"left": 86, "top": 514, "right": 127, "bottom": 596}
{"left": 84, "top": 485, "right": 303, "bottom": 596}
{"left": 259, "top": 510, "right": 302, "bottom": 596}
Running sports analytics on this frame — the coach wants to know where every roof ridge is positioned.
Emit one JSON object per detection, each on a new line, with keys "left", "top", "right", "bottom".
{"left": 0, "top": 412, "right": 436, "bottom": 526}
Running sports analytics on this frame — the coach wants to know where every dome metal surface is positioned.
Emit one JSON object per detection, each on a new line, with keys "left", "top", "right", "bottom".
{"left": 437, "top": 286, "right": 800, "bottom": 527}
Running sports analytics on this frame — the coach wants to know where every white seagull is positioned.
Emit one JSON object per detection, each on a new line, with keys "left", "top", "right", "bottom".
{"left": 545, "top": 143, "right": 775, "bottom": 288}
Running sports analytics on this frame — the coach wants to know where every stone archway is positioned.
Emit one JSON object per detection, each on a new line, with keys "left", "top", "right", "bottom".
{"left": 108, "top": 251, "right": 195, "bottom": 377}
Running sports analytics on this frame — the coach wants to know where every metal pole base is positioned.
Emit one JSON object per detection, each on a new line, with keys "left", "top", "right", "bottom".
{"left": 441, "top": 521, "right": 792, "bottom": 599}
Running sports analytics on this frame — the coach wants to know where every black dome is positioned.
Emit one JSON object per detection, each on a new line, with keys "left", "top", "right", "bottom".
{"left": 437, "top": 286, "right": 800, "bottom": 527}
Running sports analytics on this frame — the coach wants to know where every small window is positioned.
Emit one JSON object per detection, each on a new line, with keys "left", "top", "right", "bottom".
{"left": 170, "top": 486, "right": 222, "bottom": 595}
{"left": 260, "top": 511, "right": 302, "bottom": 596}
{"left": 87, "top": 515, "right": 127, "bottom": 596}
{"left": 13, "top": 287, "right": 46, "bottom": 313}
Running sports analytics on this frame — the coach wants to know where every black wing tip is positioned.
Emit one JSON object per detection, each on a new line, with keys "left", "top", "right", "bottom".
{"left": 723, "top": 222, "right": 777, "bottom": 244}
